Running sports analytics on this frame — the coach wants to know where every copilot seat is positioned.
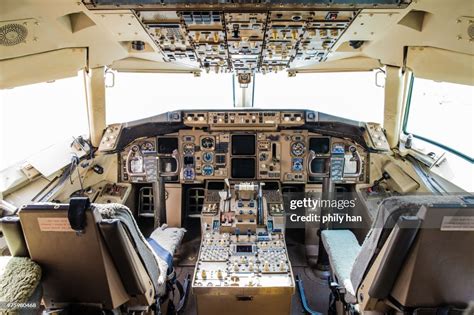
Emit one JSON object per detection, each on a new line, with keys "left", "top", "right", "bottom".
{"left": 321, "top": 195, "right": 474, "bottom": 313}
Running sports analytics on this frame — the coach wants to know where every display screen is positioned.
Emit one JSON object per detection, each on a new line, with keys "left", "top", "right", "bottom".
{"left": 207, "top": 181, "right": 225, "bottom": 190}
{"left": 263, "top": 181, "right": 280, "bottom": 191}
{"left": 309, "top": 137, "right": 330, "bottom": 154}
{"left": 236, "top": 245, "right": 253, "bottom": 253}
{"left": 310, "top": 158, "right": 327, "bottom": 174}
{"left": 231, "top": 158, "right": 256, "bottom": 179}
{"left": 157, "top": 137, "right": 178, "bottom": 154}
{"left": 232, "top": 134, "right": 256, "bottom": 155}
{"left": 183, "top": 156, "right": 194, "bottom": 165}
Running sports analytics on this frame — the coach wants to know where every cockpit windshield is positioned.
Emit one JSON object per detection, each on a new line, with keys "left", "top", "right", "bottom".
{"left": 105, "top": 70, "right": 384, "bottom": 123}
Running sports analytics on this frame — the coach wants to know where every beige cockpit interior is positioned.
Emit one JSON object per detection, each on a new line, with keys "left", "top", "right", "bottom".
{"left": 0, "top": 0, "right": 473, "bottom": 314}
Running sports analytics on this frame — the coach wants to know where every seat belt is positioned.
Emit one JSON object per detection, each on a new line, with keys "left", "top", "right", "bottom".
{"left": 68, "top": 197, "right": 90, "bottom": 232}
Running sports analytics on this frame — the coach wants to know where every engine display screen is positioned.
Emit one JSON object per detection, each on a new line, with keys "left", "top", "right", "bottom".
{"left": 231, "top": 158, "right": 256, "bottom": 179}
{"left": 309, "top": 137, "right": 330, "bottom": 154}
{"left": 232, "top": 134, "right": 256, "bottom": 156}
{"left": 157, "top": 137, "right": 178, "bottom": 154}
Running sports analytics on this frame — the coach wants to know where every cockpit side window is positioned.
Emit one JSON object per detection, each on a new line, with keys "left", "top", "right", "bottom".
{"left": 0, "top": 72, "right": 88, "bottom": 171}
{"left": 403, "top": 76, "right": 474, "bottom": 162}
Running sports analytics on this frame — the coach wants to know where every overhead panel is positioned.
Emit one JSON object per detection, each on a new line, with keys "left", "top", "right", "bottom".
{"left": 83, "top": 0, "right": 411, "bottom": 75}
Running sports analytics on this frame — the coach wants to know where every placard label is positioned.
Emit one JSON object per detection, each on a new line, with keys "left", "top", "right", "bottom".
{"left": 38, "top": 218, "right": 74, "bottom": 232}
{"left": 441, "top": 216, "right": 474, "bottom": 231}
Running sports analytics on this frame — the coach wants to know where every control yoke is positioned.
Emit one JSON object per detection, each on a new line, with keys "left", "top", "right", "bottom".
{"left": 343, "top": 147, "right": 363, "bottom": 178}
{"left": 159, "top": 149, "right": 180, "bottom": 177}
{"left": 125, "top": 149, "right": 146, "bottom": 176}
{"left": 307, "top": 150, "right": 328, "bottom": 177}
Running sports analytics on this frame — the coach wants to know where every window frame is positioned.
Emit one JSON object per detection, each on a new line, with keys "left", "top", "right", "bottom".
{"left": 402, "top": 75, "right": 474, "bottom": 163}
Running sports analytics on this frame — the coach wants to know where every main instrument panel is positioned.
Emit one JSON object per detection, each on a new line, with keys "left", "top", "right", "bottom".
{"left": 119, "top": 112, "right": 369, "bottom": 185}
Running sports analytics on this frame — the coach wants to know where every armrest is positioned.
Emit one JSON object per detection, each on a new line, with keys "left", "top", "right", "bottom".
{"left": 99, "top": 219, "right": 154, "bottom": 298}
{"left": 368, "top": 216, "right": 421, "bottom": 299}
{"left": 0, "top": 216, "right": 29, "bottom": 257}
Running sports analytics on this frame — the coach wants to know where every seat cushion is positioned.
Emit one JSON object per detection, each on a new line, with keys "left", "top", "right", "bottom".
{"left": 321, "top": 230, "right": 361, "bottom": 304}
{"left": 0, "top": 256, "right": 42, "bottom": 313}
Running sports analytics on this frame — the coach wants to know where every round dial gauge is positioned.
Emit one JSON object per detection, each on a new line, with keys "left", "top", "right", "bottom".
{"left": 202, "top": 164, "right": 214, "bottom": 176}
{"left": 291, "top": 141, "right": 306, "bottom": 157}
{"left": 200, "top": 137, "right": 215, "bottom": 150}
{"left": 183, "top": 143, "right": 195, "bottom": 155}
{"left": 141, "top": 141, "right": 155, "bottom": 152}
{"left": 183, "top": 167, "right": 195, "bottom": 180}
{"left": 202, "top": 151, "right": 214, "bottom": 163}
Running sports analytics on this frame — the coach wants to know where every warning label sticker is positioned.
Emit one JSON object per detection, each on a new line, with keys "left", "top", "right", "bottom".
{"left": 441, "top": 216, "right": 474, "bottom": 231}
{"left": 37, "top": 218, "right": 75, "bottom": 232}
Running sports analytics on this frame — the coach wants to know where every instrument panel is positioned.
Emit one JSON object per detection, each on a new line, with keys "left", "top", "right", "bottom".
{"left": 183, "top": 111, "right": 305, "bottom": 129}
{"left": 119, "top": 129, "right": 368, "bottom": 185}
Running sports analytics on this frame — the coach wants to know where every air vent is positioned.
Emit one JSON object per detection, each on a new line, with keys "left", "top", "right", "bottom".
{"left": 0, "top": 23, "right": 28, "bottom": 46}
{"left": 468, "top": 23, "right": 474, "bottom": 40}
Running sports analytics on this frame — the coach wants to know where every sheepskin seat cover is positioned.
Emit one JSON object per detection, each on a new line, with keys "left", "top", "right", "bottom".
{"left": 0, "top": 256, "right": 42, "bottom": 314}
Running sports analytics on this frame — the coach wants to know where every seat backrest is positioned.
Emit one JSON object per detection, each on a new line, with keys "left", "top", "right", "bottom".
{"left": 19, "top": 202, "right": 155, "bottom": 310}
{"left": 350, "top": 195, "right": 468, "bottom": 294}
{"left": 390, "top": 204, "right": 474, "bottom": 308}
{"left": 359, "top": 203, "right": 474, "bottom": 311}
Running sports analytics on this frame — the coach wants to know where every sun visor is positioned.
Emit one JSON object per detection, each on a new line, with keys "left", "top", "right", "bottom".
{"left": 289, "top": 56, "right": 382, "bottom": 73}
{"left": 110, "top": 57, "right": 200, "bottom": 74}
{"left": 406, "top": 47, "right": 474, "bottom": 86}
{"left": 0, "top": 48, "right": 87, "bottom": 89}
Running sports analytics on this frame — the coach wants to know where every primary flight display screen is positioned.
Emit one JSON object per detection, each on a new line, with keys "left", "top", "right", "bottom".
{"left": 232, "top": 134, "right": 256, "bottom": 156}
{"left": 309, "top": 137, "right": 330, "bottom": 154}
{"left": 157, "top": 137, "right": 178, "bottom": 154}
